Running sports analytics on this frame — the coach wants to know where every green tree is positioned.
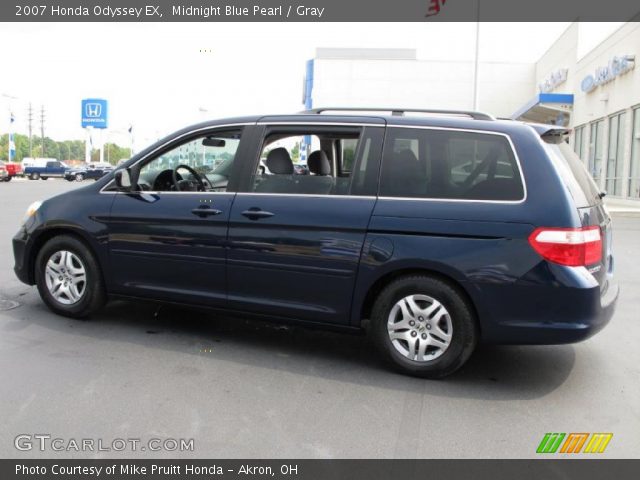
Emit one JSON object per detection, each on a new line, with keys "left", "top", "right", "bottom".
{"left": 0, "top": 131, "right": 130, "bottom": 164}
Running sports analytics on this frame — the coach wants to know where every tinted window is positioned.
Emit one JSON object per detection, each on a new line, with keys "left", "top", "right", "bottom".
{"left": 250, "top": 128, "right": 380, "bottom": 196}
{"left": 379, "top": 128, "right": 524, "bottom": 201}
{"left": 544, "top": 141, "right": 602, "bottom": 207}
{"left": 136, "top": 130, "right": 242, "bottom": 192}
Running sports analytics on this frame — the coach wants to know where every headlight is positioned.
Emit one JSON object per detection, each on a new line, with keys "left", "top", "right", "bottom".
{"left": 22, "top": 201, "right": 42, "bottom": 224}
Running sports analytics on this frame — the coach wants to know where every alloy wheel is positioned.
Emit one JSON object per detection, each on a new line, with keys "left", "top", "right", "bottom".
{"left": 387, "top": 294, "right": 453, "bottom": 362}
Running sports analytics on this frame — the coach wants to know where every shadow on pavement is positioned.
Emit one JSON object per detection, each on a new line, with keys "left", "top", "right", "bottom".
{"left": 3, "top": 295, "right": 576, "bottom": 401}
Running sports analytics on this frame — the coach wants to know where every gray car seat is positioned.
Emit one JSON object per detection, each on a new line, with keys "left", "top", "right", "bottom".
{"left": 255, "top": 148, "right": 295, "bottom": 193}
{"left": 299, "top": 150, "right": 334, "bottom": 194}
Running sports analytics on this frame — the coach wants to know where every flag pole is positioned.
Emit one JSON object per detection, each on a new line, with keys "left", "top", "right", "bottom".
{"left": 8, "top": 112, "right": 15, "bottom": 163}
{"left": 472, "top": 0, "right": 481, "bottom": 110}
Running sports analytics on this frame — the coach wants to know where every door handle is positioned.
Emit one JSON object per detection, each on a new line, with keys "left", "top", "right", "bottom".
{"left": 191, "top": 206, "right": 223, "bottom": 217}
{"left": 241, "top": 208, "right": 275, "bottom": 220}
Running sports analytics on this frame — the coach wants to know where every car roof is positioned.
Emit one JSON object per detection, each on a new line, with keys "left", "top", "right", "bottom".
{"left": 194, "top": 110, "right": 554, "bottom": 137}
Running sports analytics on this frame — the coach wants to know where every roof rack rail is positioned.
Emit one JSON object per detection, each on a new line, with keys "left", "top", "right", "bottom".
{"left": 300, "top": 107, "right": 495, "bottom": 121}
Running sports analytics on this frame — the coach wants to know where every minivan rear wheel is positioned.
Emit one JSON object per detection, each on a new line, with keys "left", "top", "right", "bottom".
{"left": 370, "top": 275, "right": 478, "bottom": 378}
{"left": 35, "top": 235, "right": 106, "bottom": 319}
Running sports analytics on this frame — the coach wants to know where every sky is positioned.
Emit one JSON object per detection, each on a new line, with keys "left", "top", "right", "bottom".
{"left": 0, "top": 22, "right": 624, "bottom": 150}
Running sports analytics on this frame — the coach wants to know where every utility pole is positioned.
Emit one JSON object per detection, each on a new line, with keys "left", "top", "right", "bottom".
{"left": 39, "top": 105, "right": 46, "bottom": 158}
{"left": 27, "top": 103, "right": 33, "bottom": 158}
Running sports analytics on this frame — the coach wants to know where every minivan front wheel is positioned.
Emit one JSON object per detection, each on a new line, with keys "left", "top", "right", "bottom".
{"left": 370, "top": 275, "right": 478, "bottom": 378}
{"left": 35, "top": 235, "right": 106, "bottom": 318}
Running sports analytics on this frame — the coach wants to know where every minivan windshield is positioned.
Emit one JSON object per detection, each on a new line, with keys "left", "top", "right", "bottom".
{"left": 544, "top": 141, "right": 602, "bottom": 208}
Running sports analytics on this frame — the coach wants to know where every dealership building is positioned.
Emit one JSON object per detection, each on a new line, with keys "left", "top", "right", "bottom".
{"left": 303, "top": 22, "right": 640, "bottom": 200}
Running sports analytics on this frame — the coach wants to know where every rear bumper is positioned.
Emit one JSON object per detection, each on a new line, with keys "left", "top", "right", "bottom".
{"left": 467, "top": 267, "right": 619, "bottom": 345}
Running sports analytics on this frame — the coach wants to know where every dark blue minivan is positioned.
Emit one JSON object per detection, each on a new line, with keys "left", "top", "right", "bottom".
{"left": 12, "top": 109, "right": 619, "bottom": 377}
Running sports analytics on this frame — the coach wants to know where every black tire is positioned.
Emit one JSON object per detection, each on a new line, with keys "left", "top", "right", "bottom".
{"left": 41, "top": 176, "right": 48, "bottom": 180}
{"left": 370, "top": 275, "right": 478, "bottom": 379}
{"left": 30, "top": 172, "right": 40, "bottom": 180}
{"left": 75, "top": 173, "right": 84, "bottom": 181}
{"left": 3, "top": 176, "right": 10, "bottom": 182}
{"left": 35, "top": 235, "right": 106, "bottom": 319}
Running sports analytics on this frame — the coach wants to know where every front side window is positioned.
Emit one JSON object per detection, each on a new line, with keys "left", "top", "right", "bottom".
{"left": 379, "top": 128, "right": 524, "bottom": 201}
{"left": 136, "top": 130, "right": 241, "bottom": 192}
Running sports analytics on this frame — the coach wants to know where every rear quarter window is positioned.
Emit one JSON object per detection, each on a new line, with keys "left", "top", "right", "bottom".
{"left": 543, "top": 141, "right": 602, "bottom": 208}
{"left": 379, "top": 127, "right": 524, "bottom": 201}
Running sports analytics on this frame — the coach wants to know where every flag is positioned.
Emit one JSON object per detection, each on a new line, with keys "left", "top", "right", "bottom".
{"left": 426, "top": 0, "right": 447, "bottom": 17}
{"left": 8, "top": 112, "right": 16, "bottom": 162}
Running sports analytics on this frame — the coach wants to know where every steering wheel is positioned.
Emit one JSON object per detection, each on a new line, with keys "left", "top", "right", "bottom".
{"left": 171, "top": 164, "right": 206, "bottom": 192}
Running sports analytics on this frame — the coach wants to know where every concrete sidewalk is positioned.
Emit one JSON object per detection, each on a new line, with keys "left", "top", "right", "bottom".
{"left": 605, "top": 197, "right": 640, "bottom": 216}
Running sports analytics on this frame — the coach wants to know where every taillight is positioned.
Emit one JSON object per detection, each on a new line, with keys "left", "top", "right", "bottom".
{"left": 528, "top": 226, "right": 602, "bottom": 267}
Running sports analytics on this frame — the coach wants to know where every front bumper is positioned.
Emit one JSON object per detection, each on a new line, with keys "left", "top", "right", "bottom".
{"left": 13, "top": 226, "right": 33, "bottom": 285}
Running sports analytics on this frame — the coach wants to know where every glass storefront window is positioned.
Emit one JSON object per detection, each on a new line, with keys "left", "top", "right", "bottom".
{"left": 588, "top": 120, "right": 604, "bottom": 185}
{"left": 605, "top": 112, "right": 626, "bottom": 196}
{"left": 630, "top": 108, "right": 640, "bottom": 199}
{"left": 574, "top": 125, "right": 585, "bottom": 160}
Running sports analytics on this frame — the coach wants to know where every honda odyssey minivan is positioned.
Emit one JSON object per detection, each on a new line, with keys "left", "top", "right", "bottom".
{"left": 13, "top": 108, "right": 619, "bottom": 377}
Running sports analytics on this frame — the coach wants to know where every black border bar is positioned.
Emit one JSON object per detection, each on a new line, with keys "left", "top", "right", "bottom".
{"left": 2, "top": 0, "right": 640, "bottom": 22}
{"left": 4, "top": 459, "right": 640, "bottom": 480}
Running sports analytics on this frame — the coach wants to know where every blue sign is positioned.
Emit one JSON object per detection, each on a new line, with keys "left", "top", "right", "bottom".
{"left": 81, "top": 98, "right": 108, "bottom": 129}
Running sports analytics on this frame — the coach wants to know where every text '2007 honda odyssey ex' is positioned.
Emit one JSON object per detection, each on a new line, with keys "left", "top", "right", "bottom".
{"left": 13, "top": 108, "right": 619, "bottom": 378}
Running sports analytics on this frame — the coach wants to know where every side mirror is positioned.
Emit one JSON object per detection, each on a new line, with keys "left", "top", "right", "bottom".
{"left": 114, "top": 169, "right": 132, "bottom": 191}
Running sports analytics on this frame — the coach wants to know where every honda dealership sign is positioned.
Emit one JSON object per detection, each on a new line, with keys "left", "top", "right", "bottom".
{"left": 81, "top": 98, "right": 108, "bottom": 128}
{"left": 581, "top": 55, "right": 635, "bottom": 94}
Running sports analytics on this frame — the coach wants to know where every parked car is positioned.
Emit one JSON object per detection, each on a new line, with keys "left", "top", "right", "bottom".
{"left": 1, "top": 161, "right": 23, "bottom": 181}
{"left": 64, "top": 163, "right": 113, "bottom": 182}
{"left": 0, "top": 162, "right": 8, "bottom": 181}
{"left": 12, "top": 108, "right": 618, "bottom": 378}
{"left": 22, "top": 158, "right": 68, "bottom": 180}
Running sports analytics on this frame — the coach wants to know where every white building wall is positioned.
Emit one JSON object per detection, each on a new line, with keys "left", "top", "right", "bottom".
{"left": 572, "top": 22, "right": 640, "bottom": 127}
{"left": 311, "top": 51, "right": 535, "bottom": 119}
{"left": 570, "top": 22, "right": 640, "bottom": 198}
{"left": 477, "top": 62, "right": 536, "bottom": 117}
{"left": 535, "top": 22, "right": 579, "bottom": 94}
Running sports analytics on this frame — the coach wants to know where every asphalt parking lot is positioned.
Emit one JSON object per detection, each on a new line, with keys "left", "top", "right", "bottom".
{"left": 0, "top": 178, "right": 638, "bottom": 459}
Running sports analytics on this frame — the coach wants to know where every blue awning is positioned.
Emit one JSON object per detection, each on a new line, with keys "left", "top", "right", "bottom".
{"left": 511, "top": 93, "right": 574, "bottom": 125}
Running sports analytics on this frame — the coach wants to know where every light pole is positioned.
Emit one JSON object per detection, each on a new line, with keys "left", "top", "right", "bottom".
{"left": 472, "top": 0, "right": 481, "bottom": 110}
